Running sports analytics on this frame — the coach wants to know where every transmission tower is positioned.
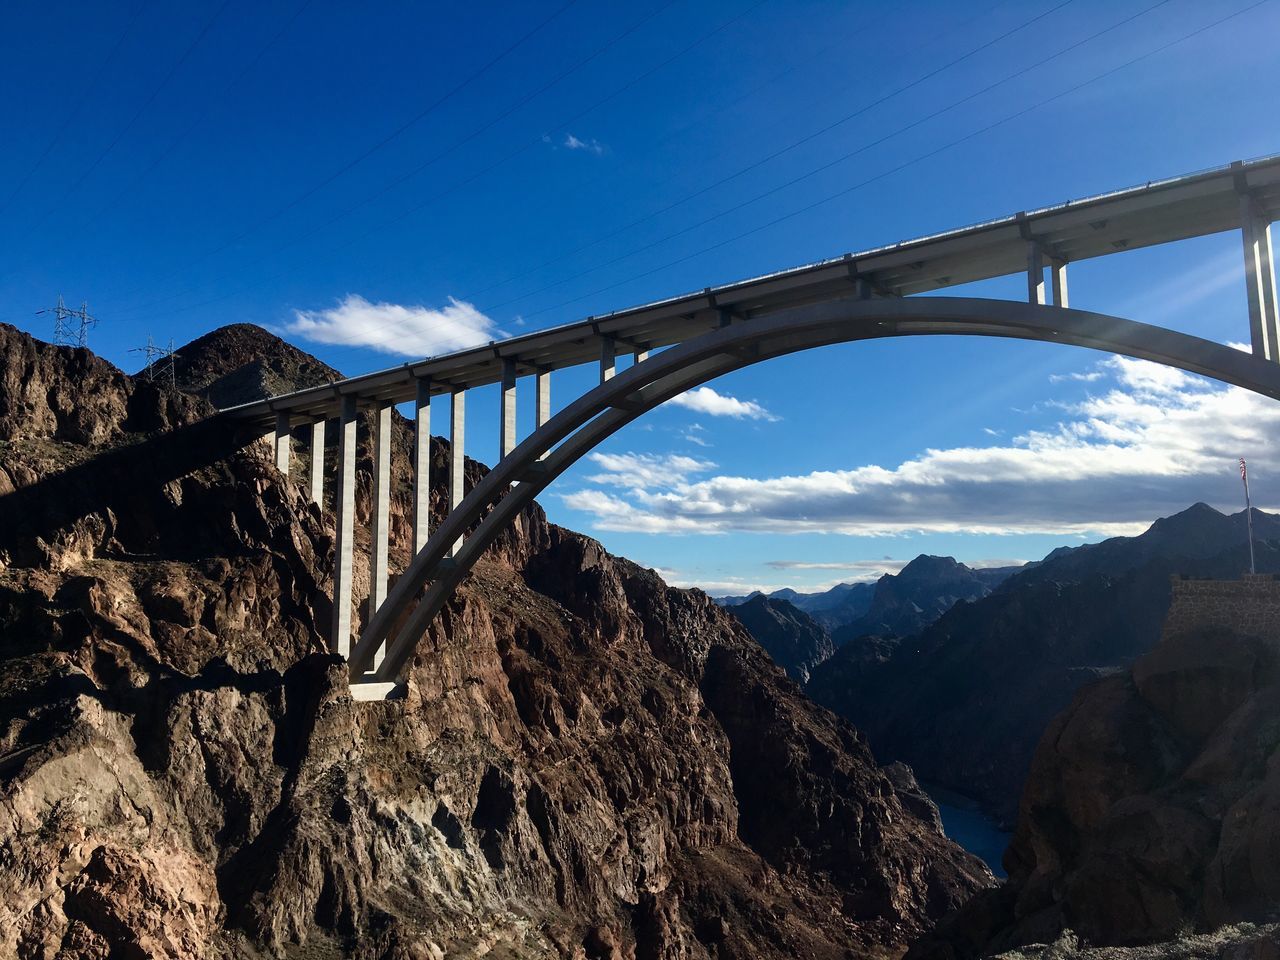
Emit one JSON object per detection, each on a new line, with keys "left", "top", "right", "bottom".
{"left": 36, "top": 295, "right": 97, "bottom": 348}
{"left": 130, "top": 335, "right": 179, "bottom": 387}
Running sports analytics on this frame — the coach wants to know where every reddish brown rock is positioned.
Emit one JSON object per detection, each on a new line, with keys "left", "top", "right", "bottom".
{"left": 911, "top": 576, "right": 1280, "bottom": 957}
{"left": 0, "top": 324, "right": 990, "bottom": 959}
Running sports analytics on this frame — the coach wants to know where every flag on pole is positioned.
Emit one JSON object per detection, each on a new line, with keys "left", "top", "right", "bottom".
{"left": 1241, "top": 458, "right": 1256, "bottom": 575}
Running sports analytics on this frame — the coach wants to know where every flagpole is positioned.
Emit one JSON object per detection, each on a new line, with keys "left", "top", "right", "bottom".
{"left": 1241, "top": 458, "right": 1256, "bottom": 575}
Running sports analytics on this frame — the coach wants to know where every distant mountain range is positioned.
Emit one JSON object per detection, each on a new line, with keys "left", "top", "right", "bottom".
{"left": 807, "top": 503, "right": 1280, "bottom": 824}
{"left": 729, "top": 594, "right": 834, "bottom": 683}
{"left": 721, "top": 503, "right": 1279, "bottom": 824}
{"left": 717, "top": 581, "right": 877, "bottom": 631}
{"left": 724, "top": 555, "right": 1025, "bottom": 685}
{"left": 718, "top": 557, "right": 1024, "bottom": 635}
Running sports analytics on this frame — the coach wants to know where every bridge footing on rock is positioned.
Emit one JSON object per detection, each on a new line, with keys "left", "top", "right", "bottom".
{"left": 349, "top": 680, "right": 404, "bottom": 702}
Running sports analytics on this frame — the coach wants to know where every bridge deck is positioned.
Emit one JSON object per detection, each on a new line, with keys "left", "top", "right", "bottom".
{"left": 225, "top": 154, "right": 1280, "bottom": 427}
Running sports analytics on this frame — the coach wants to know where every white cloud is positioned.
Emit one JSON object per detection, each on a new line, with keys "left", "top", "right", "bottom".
{"left": 564, "top": 133, "right": 605, "bottom": 155}
{"left": 765, "top": 559, "right": 910, "bottom": 577}
{"left": 287, "top": 294, "right": 498, "bottom": 357}
{"left": 666, "top": 386, "right": 779, "bottom": 421}
{"left": 583, "top": 452, "right": 715, "bottom": 491}
{"left": 1048, "top": 370, "right": 1104, "bottom": 383}
{"left": 560, "top": 355, "right": 1280, "bottom": 538}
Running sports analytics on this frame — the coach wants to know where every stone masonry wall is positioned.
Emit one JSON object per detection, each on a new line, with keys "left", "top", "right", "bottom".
{"left": 1164, "top": 573, "right": 1280, "bottom": 646}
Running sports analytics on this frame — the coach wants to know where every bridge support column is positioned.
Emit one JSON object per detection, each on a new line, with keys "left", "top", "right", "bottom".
{"left": 600, "top": 336, "right": 616, "bottom": 384}
{"left": 273, "top": 411, "right": 291, "bottom": 475}
{"left": 1027, "top": 243, "right": 1046, "bottom": 305}
{"left": 449, "top": 387, "right": 465, "bottom": 556}
{"left": 332, "top": 394, "right": 358, "bottom": 657}
{"left": 1241, "top": 193, "right": 1280, "bottom": 361}
{"left": 369, "top": 402, "right": 392, "bottom": 622}
{"left": 413, "top": 377, "right": 431, "bottom": 555}
{"left": 536, "top": 370, "right": 550, "bottom": 460}
{"left": 308, "top": 419, "right": 325, "bottom": 507}
{"left": 500, "top": 359, "right": 517, "bottom": 459}
{"left": 633, "top": 346, "right": 650, "bottom": 363}
{"left": 1051, "top": 259, "right": 1069, "bottom": 308}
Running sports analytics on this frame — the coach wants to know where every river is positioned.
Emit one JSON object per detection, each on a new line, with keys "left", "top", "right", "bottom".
{"left": 928, "top": 790, "right": 1011, "bottom": 878}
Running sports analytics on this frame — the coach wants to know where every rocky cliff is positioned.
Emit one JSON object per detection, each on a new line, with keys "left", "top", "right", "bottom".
{"left": 807, "top": 507, "right": 1280, "bottom": 825}
{"left": 726, "top": 595, "right": 833, "bottom": 683}
{"left": 831, "top": 556, "right": 1016, "bottom": 645}
{"left": 0, "top": 323, "right": 990, "bottom": 959}
{"left": 910, "top": 574, "right": 1280, "bottom": 957}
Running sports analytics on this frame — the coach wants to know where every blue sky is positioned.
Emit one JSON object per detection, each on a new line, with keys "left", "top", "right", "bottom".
{"left": 2, "top": 0, "right": 1278, "bottom": 594}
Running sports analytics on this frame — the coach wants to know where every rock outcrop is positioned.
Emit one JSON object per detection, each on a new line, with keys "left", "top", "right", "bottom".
{"left": 832, "top": 556, "right": 1016, "bottom": 645}
{"left": 0, "top": 323, "right": 991, "bottom": 959}
{"left": 909, "top": 575, "right": 1280, "bottom": 957}
{"left": 727, "top": 594, "right": 833, "bottom": 683}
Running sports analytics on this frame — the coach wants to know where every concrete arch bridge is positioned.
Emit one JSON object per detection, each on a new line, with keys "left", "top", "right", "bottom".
{"left": 224, "top": 155, "right": 1280, "bottom": 697}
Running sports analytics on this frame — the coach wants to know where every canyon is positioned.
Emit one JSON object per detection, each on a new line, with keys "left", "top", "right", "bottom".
{"left": 0, "top": 323, "right": 989, "bottom": 959}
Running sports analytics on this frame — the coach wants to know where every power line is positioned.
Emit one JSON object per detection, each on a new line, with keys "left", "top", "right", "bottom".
{"left": 469, "top": 0, "right": 1077, "bottom": 310}
{"left": 40, "top": 0, "right": 232, "bottom": 213}
{"left": 269, "top": 0, "right": 753, "bottom": 260}
{"left": 484, "top": 0, "right": 1170, "bottom": 317}
{"left": 311, "top": 0, "right": 1130, "bottom": 343}
{"left": 105, "top": 0, "right": 1008, "bottom": 327}
{"left": 102, "top": 0, "right": 1255, "bottom": 360}
{"left": 75, "top": 0, "right": 316, "bottom": 236}
{"left": 413, "top": 0, "right": 1018, "bottom": 303}
{"left": 105, "top": 0, "right": 769, "bottom": 326}
{"left": 105, "top": 0, "right": 586, "bottom": 305}
{"left": 514, "top": 0, "right": 1271, "bottom": 326}
{"left": 0, "top": 0, "right": 150, "bottom": 217}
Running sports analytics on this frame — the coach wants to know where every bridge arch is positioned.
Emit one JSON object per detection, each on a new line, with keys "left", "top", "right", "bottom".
{"left": 347, "top": 296, "right": 1280, "bottom": 682}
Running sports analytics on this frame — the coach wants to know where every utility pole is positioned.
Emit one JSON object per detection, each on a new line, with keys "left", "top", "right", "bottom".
{"left": 36, "top": 295, "right": 97, "bottom": 348}
{"left": 130, "top": 335, "right": 180, "bottom": 387}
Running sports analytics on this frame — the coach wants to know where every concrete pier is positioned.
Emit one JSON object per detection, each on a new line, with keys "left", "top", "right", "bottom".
{"left": 413, "top": 377, "right": 431, "bottom": 555}
{"left": 1026, "top": 242, "right": 1046, "bottom": 306}
{"left": 500, "top": 358, "right": 517, "bottom": 459}
{"left": 1051, "top": 259, "right": 1069, "bottom": 308}
{"left": 449, "top": 387, "right": 465, "bottom": 556}
{"left": 1241, "top": 192, "right": 1280, "bottom": 361}
{"left": 369, "top": 403, "right": 391, "bottom": 618}
{"left": 600, "top": 336, "right": 616, "bottom": 383}
{"left": 274, "top": 411, "right": 290, "bottom": 475}
{"left": 332, "top": 394, "right": 358, "bottom": 656}
{"left": 308, "top": 419, "right": 325, "bottom": 507}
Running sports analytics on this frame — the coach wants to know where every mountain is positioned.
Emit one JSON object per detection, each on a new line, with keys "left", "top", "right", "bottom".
{"left": 728, "top": 595, "right": 834, "bottom": 683}
{"left": 832, "top": 555, "right": 1018, "bottom": 643}
{"left": 169, "top": 322, "right": 341, "bottom": 409}
{"left": 1001, "top": 501, "right": 1280, "bottom": 590}
{"left": 910, "top": 576, "right": 1280, "bottom": 957}
{"left": 719, "top": 557, "right": 1023, "bottom": 636}
{"left": 0, "top": 323, "right": 990, "bottom": 958}
{"left": 808, "top": 503, "right": 1280, "bottom": 825}
{"left": 717, "top": 580, "right": 877, "bottom": 631}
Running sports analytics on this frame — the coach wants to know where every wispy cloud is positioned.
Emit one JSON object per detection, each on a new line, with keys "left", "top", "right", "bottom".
{"left": 681, "top": 422, "right": 711, "bottom": 447}
{"left": 564, "top": 133, "right": 605, "bottom": 155}
{"left": 666, "top": 386, "right": 779, "bottom": 421}
{"left": 766, "top": 558, "right": 910, "bottom": 576}
{"left": 561, "top": 356, "right": 1279, "bottom": 538}
{"left": 1048, "top": 370, "right": 1104, "bottom": 383}
{"left": 287, "top": 294, "right": 498, "bottom": 357}
{"left": 583, "top": 452, "right": 715, "bottom": 492}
